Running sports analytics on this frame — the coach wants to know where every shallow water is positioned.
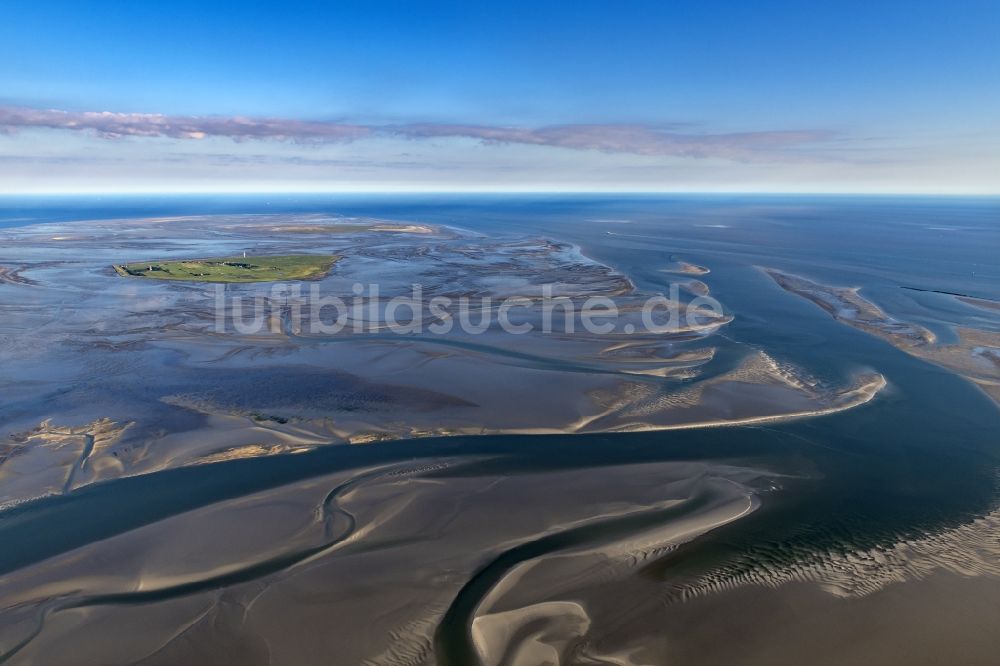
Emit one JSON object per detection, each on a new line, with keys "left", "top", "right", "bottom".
{"left": 0, "top": 195, "right": 998, "bottom": 665}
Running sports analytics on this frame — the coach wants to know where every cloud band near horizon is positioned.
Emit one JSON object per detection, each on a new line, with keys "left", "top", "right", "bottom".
{"left": 0, "top": 106, "right": 835, "bottom": 162}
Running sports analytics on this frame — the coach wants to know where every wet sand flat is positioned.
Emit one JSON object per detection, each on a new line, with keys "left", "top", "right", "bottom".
{"left": 1, "top": 196, "right": 999, "bottom": 665}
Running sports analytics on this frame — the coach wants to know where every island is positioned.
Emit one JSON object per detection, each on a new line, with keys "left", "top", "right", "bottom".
{"left": 112, "top": 254, "right": 339, "bottom": 283}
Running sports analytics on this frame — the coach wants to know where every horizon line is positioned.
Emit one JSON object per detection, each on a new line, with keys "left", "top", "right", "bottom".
{"left": 1, "top": 189, "right": 999, "bottom": 198}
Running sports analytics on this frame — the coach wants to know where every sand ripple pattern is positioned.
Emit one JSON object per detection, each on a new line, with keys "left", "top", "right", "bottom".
{"left": 669, "top": 505, "right": 1000, "bottom": 601}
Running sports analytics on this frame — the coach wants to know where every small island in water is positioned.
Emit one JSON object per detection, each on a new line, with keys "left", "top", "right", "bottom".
{"left": 113, "top": 254, "right": 339, "bottom": 283}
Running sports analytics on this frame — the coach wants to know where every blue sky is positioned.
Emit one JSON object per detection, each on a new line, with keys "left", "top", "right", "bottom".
{"left": 1, "top": 0, "right": 998, "bottom": 192}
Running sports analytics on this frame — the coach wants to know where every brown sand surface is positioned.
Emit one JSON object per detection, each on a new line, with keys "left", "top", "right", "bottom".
{"left": 649, "top": 573, "right": 1000, "bottom": 666}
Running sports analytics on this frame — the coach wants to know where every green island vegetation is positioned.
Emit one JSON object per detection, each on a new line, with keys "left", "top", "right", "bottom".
{"left": 113, "top": 254, "right": 339, "bottom": 283}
